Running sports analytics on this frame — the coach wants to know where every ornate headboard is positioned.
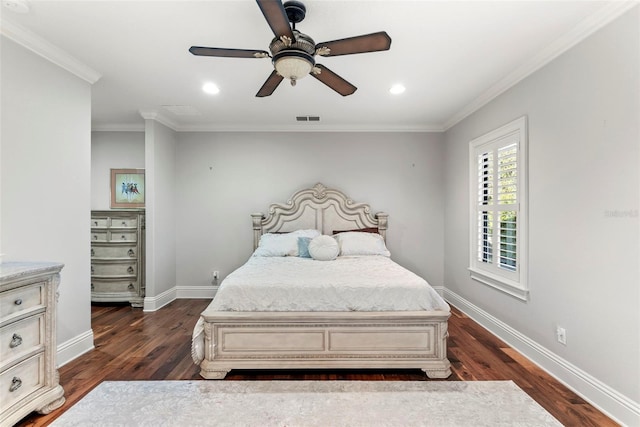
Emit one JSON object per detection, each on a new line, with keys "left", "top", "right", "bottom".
{"left": 252, "top": 183, "right": 388, "bottom": 250}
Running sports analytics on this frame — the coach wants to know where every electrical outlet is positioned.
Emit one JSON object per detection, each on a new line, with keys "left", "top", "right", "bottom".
{"left": 213, "top": 270, "right": 219, "bottom": 280}
{"left": 556, "top": 326, "right": 567, "bottom": 345}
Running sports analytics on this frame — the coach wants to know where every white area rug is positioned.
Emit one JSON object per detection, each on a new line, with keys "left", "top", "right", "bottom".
{"left": 51, "top": 380, "right": 562, "bottom": 427}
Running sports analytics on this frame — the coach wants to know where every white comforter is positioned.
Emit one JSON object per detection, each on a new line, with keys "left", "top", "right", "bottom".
{"left": 206, "top": 255, "right": 448, "bottom": 312}
{"left": 191, "top": 255, "right": 448, "bottom": 364}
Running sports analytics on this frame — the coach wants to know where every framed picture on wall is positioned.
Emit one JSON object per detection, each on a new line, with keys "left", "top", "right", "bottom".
{"left": 110, "top": 168, "right": 145, "bottom": 208}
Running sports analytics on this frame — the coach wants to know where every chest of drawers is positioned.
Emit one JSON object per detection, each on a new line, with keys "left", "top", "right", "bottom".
{"left": 0, "top": 262, "right": 65, "bottom": 426}
{"left": 91, "top": 210, "right": 145, "bottom": 307}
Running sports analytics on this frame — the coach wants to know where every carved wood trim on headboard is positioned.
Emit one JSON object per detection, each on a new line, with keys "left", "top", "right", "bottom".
{"left": 252, "top": 183, "right": 388, "bottom": 250}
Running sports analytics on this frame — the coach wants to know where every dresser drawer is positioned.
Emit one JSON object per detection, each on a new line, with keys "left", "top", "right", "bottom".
{"left": 0, "top": 354, "right": 44, "bottom": 415}
{"left": 91, "top": 244, "right": 138, "bottom": 259}
{"left": 109, "top": 231, "right": 137, "bottom": 242}
{"left": 91, "top": 279, "right": 139, "bottom": 294}
{"left": 111, "top": 217, "right": 138, "bottom": 228}
{"left": 91, "top": 262, "right": 137, "bottom": 277}
{"left": 0, "top": 315, "right": 43, "bottom": 368}
{"left": 91, "top": 217, "right": 108, "bottom": 228}
{"left": 0, "top": 284, "right": 43, "bottom": 323}
{"left": 91, "top": 231, "right": 108, "bottom": 242}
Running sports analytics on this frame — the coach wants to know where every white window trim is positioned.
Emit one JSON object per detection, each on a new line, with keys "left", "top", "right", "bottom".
{"left": 469, "top": 116, "right": 528, "bottom": 301}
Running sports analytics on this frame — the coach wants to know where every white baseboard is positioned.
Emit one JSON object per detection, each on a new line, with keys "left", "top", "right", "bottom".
{"left": 57, "top": 329, "right": 94, "bottom": 367}
{"left": 143, "top": 285, "right": 217, "bottom": 311}
{"left": 444, "top": 289, "right": 640, "bottom": 427}
{"left": 143, "top": 287, "right": 177, "bottom": 312}
{"left": 176, "top": 285, "right": 218, "bottom": 299}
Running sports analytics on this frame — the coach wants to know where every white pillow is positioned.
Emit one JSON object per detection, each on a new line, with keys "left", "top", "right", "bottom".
{"left": 308, "top": 235, "right": 339, "bottom": 261}
{"left": 253, "top": 229, "right": 320, "bottom": 257}
{"left": 335, "top": 231, "right": 391, "bottom": 257}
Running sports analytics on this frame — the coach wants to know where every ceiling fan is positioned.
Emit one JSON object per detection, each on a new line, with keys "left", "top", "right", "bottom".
{"left": 189, "top": 0, "right": 392, "bottom": 97}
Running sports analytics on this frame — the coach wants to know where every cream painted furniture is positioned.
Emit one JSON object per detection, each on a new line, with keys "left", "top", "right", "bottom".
{"left": 197, "top": 183, "right": 451, "bottom": 380}
{"left": 0, "top": 262, "right": 65, "bottom": 426}
{"left": 91, "top": 210, "right": 145, "bottom": 307}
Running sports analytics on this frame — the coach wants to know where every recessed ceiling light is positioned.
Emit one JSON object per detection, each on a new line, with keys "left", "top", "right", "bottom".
{"left": 389, "top": 84, "right": 406, "bottom": 95}
{"left": 202, "top": 82, "right": 220, "bottom": 95}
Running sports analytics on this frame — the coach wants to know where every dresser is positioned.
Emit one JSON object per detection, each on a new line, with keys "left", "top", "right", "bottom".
{"left": 0, "top": 262, "right": 65, "bottom": 426}
{"left": 90, "top": 210, "right": 145, "bottom": 307}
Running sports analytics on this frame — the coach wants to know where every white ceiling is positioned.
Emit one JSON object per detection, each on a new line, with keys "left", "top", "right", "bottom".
{"left": 1, "top": 1, "right": 633, "bottom": 132}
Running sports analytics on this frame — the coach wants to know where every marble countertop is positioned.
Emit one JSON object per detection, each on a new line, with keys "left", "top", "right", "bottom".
{"left": 0, "top": 261, "right": 64, "bottom": 282}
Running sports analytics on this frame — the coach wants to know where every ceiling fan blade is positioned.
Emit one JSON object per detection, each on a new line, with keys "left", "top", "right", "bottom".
{"left": 310, "top": 64, "right": 357, "bottom": 96}
{"left": 189, "top": 46, "right": 269, "bottom": 59}
{"left": 315, "top": 31, "right": 392, "bottom": 57}
{"left": 256, "top": 70, "right": 284, "bottom": 97}
{"left": 256, "top": 0, "right": 295, "bottom": 41}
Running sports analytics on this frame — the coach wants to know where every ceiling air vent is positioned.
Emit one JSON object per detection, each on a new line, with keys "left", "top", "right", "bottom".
{"left": 296, "top": 116, "right": 320, "bottom": 122}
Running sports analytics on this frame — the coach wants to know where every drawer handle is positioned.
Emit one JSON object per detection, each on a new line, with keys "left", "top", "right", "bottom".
{"left": 93, "top": 235, "right": 98, "bottom": 240}
{"left": 91, "top": 266, "right": 95, "bottom": 273}
{"left": 94, "top": 221, "right": 98, "bottom": 226}
{"left": 128, "top": 283, "right": 135, "bottom": 290}
{"left": 14, "top": 298, "right": 22, "bottom": 306}
{"left": 91, "top": 248, "right": 95, "bottom": 256}
{"left": 122, "top": 221, "right": 127, "bottom": 226}
{"left": 9, "top": 377, "right": 22, "bottom": 392}
{"left": 10, "top": 333, "right": 23, "bottom": 348}
{"left": 127, "top": 266, "right": 134, "bottom": 274}
{"left": 121, "top": 235, "right": 126, "bottom": 240}
{"left": 128, "top": 249, "right": 135, "bottom": 257}
{"left": 91, "top": 283, "right": 95, "bottom": 290}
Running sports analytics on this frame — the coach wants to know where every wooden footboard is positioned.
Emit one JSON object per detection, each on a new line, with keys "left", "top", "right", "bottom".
{"left": 199, "top": 310, "right": 451, "bottom": 379}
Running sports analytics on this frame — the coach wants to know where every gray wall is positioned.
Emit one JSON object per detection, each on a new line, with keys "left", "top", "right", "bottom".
{"left": 1, "top": 37, "right": 93, "bottom": 363}
{"left": 91, "top": 131, "right": 145, "bottom": 210}
{"left": 174, "top": 131, "right": 445, "bottom": 291}
{"left": 443, "top": 7, "right": 639, "bottom": 421}
{"left": 144, "top": 121, "right": 177, "bottom": 309}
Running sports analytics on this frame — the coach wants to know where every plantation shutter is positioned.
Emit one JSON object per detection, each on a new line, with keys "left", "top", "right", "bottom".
{"left": 469, "top": 116, "right": 527, "bottom": 300}
{"left": 476, "top": 150, "right": 493, "bottom": 264}
{"left": 475, "top": 138, "right": 519, "bottom": 274}
{"left": 497, "top": 143, "right": 518, "bottom": 272}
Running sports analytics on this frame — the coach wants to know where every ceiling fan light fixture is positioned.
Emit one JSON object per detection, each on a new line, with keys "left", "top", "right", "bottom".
{"left": 270, "top": 30, "right": 316, "bottom": 86}
{"left": 190, "top": 2, "right": 392, "bottom": 97}
{"left": 274, "top": 54, "right": 314, "bottom": 85}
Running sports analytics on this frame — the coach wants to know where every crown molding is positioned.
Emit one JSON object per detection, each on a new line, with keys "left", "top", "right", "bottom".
{"left": 139, "top": 110, "right": 180, "bottom": 131}
{"left": 0, "top": 17, "right": 102, "bottom": 84}
{"left": 168, "top": 123, "right": 446, "bottom": 133}
{"left": 92, "top": 122, "right": 444, "bottom": 133}
{"left": 92, "top": 123, "right": 145, "bottom": 132}
{"left": 442, "top": 1, "right": 639, "bottom": 131}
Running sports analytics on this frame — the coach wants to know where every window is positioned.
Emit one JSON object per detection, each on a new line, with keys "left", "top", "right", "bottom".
{"left": 469, "top": 116, "right": 528, "bottom": 300}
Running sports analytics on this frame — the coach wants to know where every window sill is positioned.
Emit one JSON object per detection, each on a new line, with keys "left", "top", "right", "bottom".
{"left": 468, "top": 267, "right": 529, "bottom": 301}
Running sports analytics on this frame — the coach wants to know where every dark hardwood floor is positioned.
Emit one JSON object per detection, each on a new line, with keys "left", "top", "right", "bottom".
{"left": 17, "top": 300, "right": 617, "bottom": 426}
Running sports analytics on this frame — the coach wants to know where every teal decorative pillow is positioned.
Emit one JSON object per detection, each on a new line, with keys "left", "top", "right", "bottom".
{"left": 298, "top": 236, "right": 312, "bottom": 258}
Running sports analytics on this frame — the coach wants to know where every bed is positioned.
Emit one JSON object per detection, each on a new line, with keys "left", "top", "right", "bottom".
{"left": 192, "top": 183, "right": 451, "bottom": 379}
